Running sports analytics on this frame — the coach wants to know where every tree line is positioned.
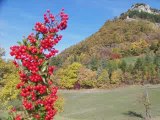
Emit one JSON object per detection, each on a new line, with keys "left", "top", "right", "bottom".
{"left": 51, "top": 47, "right": 160, "bottom": 89}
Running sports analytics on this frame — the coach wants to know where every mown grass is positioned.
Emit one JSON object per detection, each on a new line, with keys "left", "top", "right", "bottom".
{"left": 0, "top": 85, "right": 160, "bottom": 120}
{"left": 56, "top": 85, "right": 160, "bottom": 120}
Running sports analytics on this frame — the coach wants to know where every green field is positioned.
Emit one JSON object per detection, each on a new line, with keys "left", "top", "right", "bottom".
{"left": 0, "top": 85, "right": 160, "bottom": 120}
{"left": 55, "top": 85, "right": 160, "bottom": 120}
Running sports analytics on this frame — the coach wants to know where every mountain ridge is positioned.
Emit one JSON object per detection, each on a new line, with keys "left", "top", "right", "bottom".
{"left": 52, "top": 3, "right": 160, "bottom": 67}
{"left": 51, "top": 3, "right": 160, "bottom": 89}
{"left": 119, "top": 3, "right": 160, "bottom": 23}
{"left": 131, "top": 3, "right": 160, "bottom": 15}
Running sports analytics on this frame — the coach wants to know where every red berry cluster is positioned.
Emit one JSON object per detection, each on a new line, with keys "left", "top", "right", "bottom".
{"left": 28, "top": 33, "right": 37, "bottom": 43}
{"left": 23, "top": 99, "right": 33, "bottom": 110}
{"left": 15, "top": 115, "right": 22, "bottom": 120}
{"left": 48, "top": 66, "right": 55, "bottom": 75}
{"left": 35, "top": 22, "right": 48, "bottom": 34}
{"left": 10, "top": 9, "right": 68, "bottom": 120}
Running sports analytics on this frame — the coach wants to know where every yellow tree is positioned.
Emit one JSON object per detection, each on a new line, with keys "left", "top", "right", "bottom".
{"left": 57, "top": 62, "right": 82, "bottom": 89}
{"left": 110, "top": 69, "right": 123, "bottom": 84}
{"left": 0, "top": 60, "right": 19, "bottom": 110}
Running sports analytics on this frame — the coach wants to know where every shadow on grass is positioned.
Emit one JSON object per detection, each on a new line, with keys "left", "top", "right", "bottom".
{"left": 123, "top": 111, "right": 143, "bottom": 118}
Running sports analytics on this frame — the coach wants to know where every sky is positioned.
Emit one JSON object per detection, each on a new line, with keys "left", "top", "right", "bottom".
{"left": 0, "top": 0, "right": 160, "bottom": 59}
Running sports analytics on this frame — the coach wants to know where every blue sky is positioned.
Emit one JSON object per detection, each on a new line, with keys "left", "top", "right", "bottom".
{"left": 0, "top": 0, "right": 160, "bottom": 59}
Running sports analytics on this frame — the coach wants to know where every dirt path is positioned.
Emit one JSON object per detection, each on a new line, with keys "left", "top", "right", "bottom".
{"left": 58, "top": 84, "right": 160, "bottom": 94}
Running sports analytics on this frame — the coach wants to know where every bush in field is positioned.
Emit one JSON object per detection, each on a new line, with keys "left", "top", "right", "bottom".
{"left": 54, "top": 96, "right": 64, "bottom": 113}
{"left": 119, "top": 60, "right": 127, "bottom": 73}
{"left": 54, "top": 63, "right": 97, "bottom": 89}
{"left": 9, "top": 9, "right": 68, "bottom": 120}
{"left": 0, "top": 59, "right": 19, "bottom": 110}
{"left": 97, "top": 69, "right": 110, "bottom": 87}
{"left": 121, "top": 72, "right": 133, "bottom": 84}
{"left": 107, "top": 59, "right": 120, "bottom": 77}
{"left": 77, "top": 66, "right": 97, "bottom": 88}
{"left": 110, "top": 69, "right": 123, "bottom": 84}
{"left": 57, "top": 62, "right": 82, "bottom": 89}
{"left": 154, "top": 49, "right": 160, "bottom": 80}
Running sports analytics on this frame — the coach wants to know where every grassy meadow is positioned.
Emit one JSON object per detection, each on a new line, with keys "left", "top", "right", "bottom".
{"left": 54, "top": 85, "right": 160, "bottom": 120}
{"left": 0, "top": 85, "right": 160, "bottom": 120}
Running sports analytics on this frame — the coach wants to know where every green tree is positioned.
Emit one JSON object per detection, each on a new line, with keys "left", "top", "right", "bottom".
{"left": 144, "top": 55, "right": 152, "bottom": 65}
{"left": 97, "top": 69, "right": 110, "bottom": 87}
{"left": 154, "top": 49, "right": 160, "bottom": 79}
{"left": 107, "top": 60, "right": 119, "bottom": 79}
{"left": 134, "top": 58, "right": 144, "bottom": 71}
{"left": 142, "top": 55, "right": 157, "bottom": 82}
{"left": 119, "top": 60, "right": 127, "bottom": 73}
{"left": 50, "top": 56, "right": 63, "bottom": 67}
{"left": 126, "top": 64, "right": 134, "bottom": 73}
{"left": 88, "top": 57, "right": 98, "bottom": 71}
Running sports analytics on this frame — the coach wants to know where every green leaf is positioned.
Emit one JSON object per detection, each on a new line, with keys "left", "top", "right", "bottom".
{"left": 36, "top": 41, "right": 40, "bottom": 46}
{"left": 40, "top": 112, "right": 46, "bottom": 118}
{"left": 17, "top": 41, "right": 22, "bottom": 45}
{"left": 36, "top": 33, "right": 40, "bottom": 39}
{"left": 42, "top": 76, "right": 47, "bottom": 84}
{"left": 43, "top": 61, "right": 48, "bottom": 66}
{"left": 7, "top": 116, "right": 13, "bottom": 120}
{"left": 40, "top": 61, "right": 49, "bottom": 72}
{"left": 41, "top": 66, "right": 47, "bottom": 72}
{"left": 23, "top": 39, "right": 28, "bottom": 46}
